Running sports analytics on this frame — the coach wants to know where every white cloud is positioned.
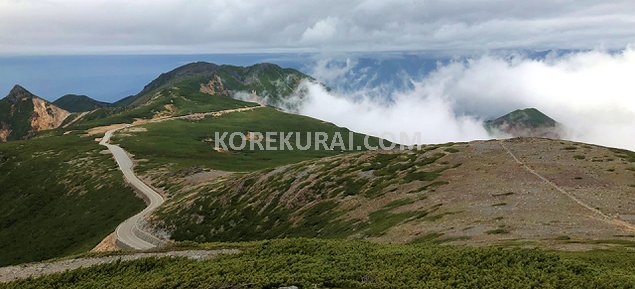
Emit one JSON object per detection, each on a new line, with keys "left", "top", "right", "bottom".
{"left": 294, "top": 81, "right": 490, "bottom": 145}
{"left": 291, "top": 48, "right": 635, "bottom": 150}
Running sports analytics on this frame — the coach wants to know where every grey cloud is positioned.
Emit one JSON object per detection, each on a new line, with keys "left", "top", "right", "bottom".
{"left": 1, "top": 0, "right": 634, "bottom": 54}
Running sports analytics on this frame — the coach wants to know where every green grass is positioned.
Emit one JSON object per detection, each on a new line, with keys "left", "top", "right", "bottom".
{"left": 69, "top": 62, "right": 308, "bottom": 129}
{"left": 114, "top": 107, "right": 385, "bottom": 172}
{"left": 0, "top": 133, "right": 144, "bottom": 266}
{"left": 610, "top": 148, "right": 635, "bottom": 163}
{"left": 573, "top": 154, "right": 586, "bottom": 160}
{"left": 71, "top": 83, "right": 258, "bottom": 129}
{"left": 0, "top": 96, "right": 35, "bottom": 141}
{"left": 444, "top": 147, "right": 460, "bottom": 153}
{"left": 5, "top": 238, "right": 635, "bottom": 289}
{"left": 364, "top": 201, "right": 423, "bottom": 237}
{"left": 151, "top": 144, "right": 460, "bottom": 243}
{"left": 402, "top": 170, "right": 441, "bottom": 183}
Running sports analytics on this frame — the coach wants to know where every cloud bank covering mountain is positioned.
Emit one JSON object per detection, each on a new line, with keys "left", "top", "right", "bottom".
{"left": 291, "top": 48, "right": 635, "bottom": 151}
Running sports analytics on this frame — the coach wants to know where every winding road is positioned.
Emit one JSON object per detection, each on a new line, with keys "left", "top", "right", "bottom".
{"left": 99, "top": 105, "right": 263, "bottom": 250}
{"left": 100, "top": 127, "right": 165, "bottom": 250}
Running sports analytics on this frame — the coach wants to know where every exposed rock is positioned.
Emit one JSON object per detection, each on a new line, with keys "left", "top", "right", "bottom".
{"left": 30, "top": 97, "right": 71, "bottom": 131}
{"left": 0, "top": 128, "right": 10, "bottom": 142}
{"left": 5, "top": 85, "right": 33, "bottom": 104}
{"left": 90, "top": 233, "right": 119, "bottom": 253}
{"left": 199, "top": 75, "right": 230, "bottom": 97}
{"left": 0, "top": 85, "right": 71, "bottom": 142}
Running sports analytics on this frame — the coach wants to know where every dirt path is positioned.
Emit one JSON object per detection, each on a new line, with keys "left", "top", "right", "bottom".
{"left": 149, "top": 105, "right": 263, "bottom": 124}
{"left": 0, "top": 249, "right": 240, "bottom": 283}
{"left": 500, "top": 140, "right": 635, "bottom": 232}
{"left": 62, "top": 111, "right": 90, "bottom": 128}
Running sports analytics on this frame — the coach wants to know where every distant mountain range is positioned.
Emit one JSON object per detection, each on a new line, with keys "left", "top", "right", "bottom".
{"left": 485, "top": 108, "right": 562, "bottom": 138}
{"left": 0, "top": 62, "right": 312, "bottom": 141}
{"left": 53, "top": 94, "right": 112, "bottom": 112}
{"left": 0, "top": 63, "right": 564, "bottom": 143}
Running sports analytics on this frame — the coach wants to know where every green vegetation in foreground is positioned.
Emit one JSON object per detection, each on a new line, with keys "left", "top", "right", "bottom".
{"left": 0, "top": 133, "right": 144, "bottom": 266}
{"left": 114, "top": 107, "right": 385, "bottom": 172}
{"left": 4, "top": 238, "right": 635, "bottom": 288}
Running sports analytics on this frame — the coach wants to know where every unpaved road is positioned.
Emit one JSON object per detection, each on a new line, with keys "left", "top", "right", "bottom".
{"left": 500, "top": 140, "right": 635, "bottom": 232}
{"left": 0, "top": 249, "right": 240, "bottom": 283}
{"left": 99, "top": 105, "right": 263, "bottom": 250}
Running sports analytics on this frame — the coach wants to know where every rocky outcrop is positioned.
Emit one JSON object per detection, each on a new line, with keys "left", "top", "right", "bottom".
{"left": 5, "top": 85, "right": 33, "bottom": 104}
{"left": 0, "top": 85, "right": 71, "bottom": 142}
{"left": 31, "top": 97, "right": 71, "bottom": 131}
{"left": 0, "top": 127, "right": 10, "bottom": 142}
{"left": 199, "top": 75, "right": 230, "bottom": 97}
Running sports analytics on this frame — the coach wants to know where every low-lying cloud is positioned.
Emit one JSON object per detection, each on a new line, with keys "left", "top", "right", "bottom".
{"left": 291, "top": 48, "right": 635, "bottom": 150}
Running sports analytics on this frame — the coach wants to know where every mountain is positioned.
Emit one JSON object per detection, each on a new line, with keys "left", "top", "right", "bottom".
{"left": 485, "top": 108, "right": 562, "bottom": 138}
{"left": 5, "top": 62, "right": 635, "bottom": 287}
{"left": 148, "top": 138, "right": 635, "bottom": 248}
{"left": 0, "top": 85, "right": 70, "bottom": 142}
{"left": 53, "top": 94, "right": 111, "bottom": 112}
{"left": 69, "top": 62, "right": 312, "bottom": 129}
{"left": 120, "top": 61, "right": 310, "bottom": 108}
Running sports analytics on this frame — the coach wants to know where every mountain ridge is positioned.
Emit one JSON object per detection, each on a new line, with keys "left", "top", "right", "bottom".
{"left": 119, "top": 61, "right": 310, "bottom": 109}
{"left": 0, "top": 85, "right": 70, "bottom": 141}
{"left": 67, "top": 62, "right": 312, "bottom": 129}
{"left": 53, "top": 94, "right": 112, "bottom": 112}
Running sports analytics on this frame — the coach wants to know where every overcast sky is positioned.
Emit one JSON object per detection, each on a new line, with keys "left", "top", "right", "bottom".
{"left": 1, "top": 0, "right": 634, "bottom": 55}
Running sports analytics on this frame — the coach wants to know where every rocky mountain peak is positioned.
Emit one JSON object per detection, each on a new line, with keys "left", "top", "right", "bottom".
{"left": 5, "top": 85, "right": 36, "bottom": 104}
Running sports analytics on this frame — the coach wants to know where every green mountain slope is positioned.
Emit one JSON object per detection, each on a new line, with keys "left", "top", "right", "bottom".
{"left": 123, "top": 62, "right": 309, "bottom": 108}
{"left": 485, "top": 107, "right": 561, "bottom": 138}
{"left": 0, "top": 85, "right": 70, "bottom": 142}
{"left": 0, "top": 132, "right": 144, "bottom": 266}
{"left": 70, "top": 62, "right": 310, "bottom": 129}
{"left": 151, "top": 143, "right": 459, "bottom": 242}
{"left": 149, "top": 138, "right": 635, "bottom": 247}
{"left": 112, "top": 106, "right": 385, "bottom": 175}
{"left": 53, "top": 94, "right": 111, "bottom": 112}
